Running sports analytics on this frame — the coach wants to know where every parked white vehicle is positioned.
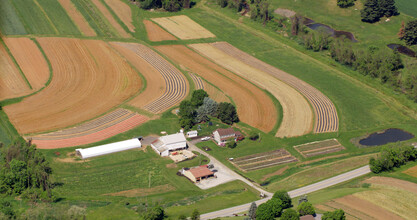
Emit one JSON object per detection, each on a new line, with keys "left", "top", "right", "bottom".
{"left": 201, "top": 136, "right": 211, "bottom": 141}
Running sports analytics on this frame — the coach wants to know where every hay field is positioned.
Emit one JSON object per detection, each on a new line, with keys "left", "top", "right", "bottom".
{"left": 104, "top": 0, "right": 135, "bottom": 32}
{"left": 403, "top": 165, "right": 417, "bottom": 178}
{"left": 0, "top": 42, "right": 31, "bottom": 100}
{"left": 58, "top": 0, "right": 96, "bottom": 36}
{"left": 4, "top": 38, "right": 49, "bottom": 91}
{"left": 0, "top": 0, "right": 27, "bottom": 35}
{"left": 190, "top": 43, "right": 312, "bottom": 137}
{"left": 211, "top": 42, "right": 338, "bottom": 134}
{"left": 156, "top": 45, "right": 277, "bottom": 133}
{"left": 151, "top": 15, "right": 215, "bottom": 40}
{"left": 144, "top": 20, "right": 177, "bottom": 42}
{"left": 4, "top": 38, "right": 142, "bottom": 134}
{"left": 91, "top": 0, "right": 130, "bottom": 38}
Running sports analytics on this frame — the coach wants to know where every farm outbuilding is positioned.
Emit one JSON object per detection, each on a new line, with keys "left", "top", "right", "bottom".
{"left": 151, "top": 133, "right": 187, "bottom": 156}
{"left": 76, "top": 138, "right": 141, "bottom": 159}
{"left": 187, "top": 130, "right": 198, "bottom": 138}
{"left": 182, "top": 165, "right": 215, "bottom": 183}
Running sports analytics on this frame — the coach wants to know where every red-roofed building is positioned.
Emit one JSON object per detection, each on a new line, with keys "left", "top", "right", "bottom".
{"left": 183, "top": 165, "right": 215, "bottom": 183}
{"left": 213, "top": 128, "right": 244, "bottom": 145}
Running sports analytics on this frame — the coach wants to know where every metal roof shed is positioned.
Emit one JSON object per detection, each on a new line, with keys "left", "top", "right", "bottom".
{"left": 76, "top": 138, "right": 141, "bottom": 159}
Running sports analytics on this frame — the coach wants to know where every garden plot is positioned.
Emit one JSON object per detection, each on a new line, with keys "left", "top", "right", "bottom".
{"left": 232, "top": 149, "right": 297, "bottom": 172}
{"left": 294, "top": 139, "right": 344, "bottom": 158}
{"left": 151, "top": 15, "right": 215, "bottom": 40}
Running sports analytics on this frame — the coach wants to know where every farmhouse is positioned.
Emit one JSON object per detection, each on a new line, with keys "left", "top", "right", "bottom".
{"left": 183, "top": 165, "right": 215, "bottom": 183}
{"left": 213, "top": 128, "right": 244, "bottom": 145}
{"left": 187, "top": 130, "right": 198, "bottom": 138}
{"left": 76, "top": 138, "right": 141, "bottom": 159}
{"left": 151, "top": 133, "right": 187, "bottom": 156}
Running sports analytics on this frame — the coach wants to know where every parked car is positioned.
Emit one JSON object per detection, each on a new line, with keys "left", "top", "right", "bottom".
{"left": 201, "top": 136, "right": 210, "bottom": 141}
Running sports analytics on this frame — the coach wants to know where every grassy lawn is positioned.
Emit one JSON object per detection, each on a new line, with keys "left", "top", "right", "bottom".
{"left": 0, "top": 0, "right": 26, "bottom": 35}
{"left": 0, "top": 110, "right": 22, "bottom": 146}
{"left": 396, "top": 0, "right": 417, "bottom": 18}
{"left": 37, "top": 0, "right": 81, "bottom": 36}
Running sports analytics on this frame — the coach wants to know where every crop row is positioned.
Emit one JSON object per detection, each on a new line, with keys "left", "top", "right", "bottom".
{"left": 295, "top": 139, "right": 340, "bottom": 152}
{"left": 240, "top": 156, "right": 298, "bottom": 171}
{"left": 233, "top": 149, "right": 290, "bottom": 162}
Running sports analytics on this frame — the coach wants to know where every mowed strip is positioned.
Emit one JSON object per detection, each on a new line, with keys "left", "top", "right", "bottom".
{"left": 144, "top": 20, "right": 177, "bottom": 42}
{"left": 4, "top": 38, "right": 142, "bottom": 134}
{"left": 104, "top": 0, "right": 135, "bottom": 32}
{"left": 151, "top": 15, "right": 215, "bottom": 40}
{"left": 156, "top": 45, "right": 276, "bottom": 133}
{"left": 111, "top": 42, "right": 188, "bottom": 113}
{"left": 0, "top": 42, "right": 31, "bottom": 100}
{"left": 190, "top": 43, "right": 312, "bottom": 137}
{"left": 58, "top": 0, "right": 96, "bottom": 36}
{"left": 211, "top": 42, "right": 339, "bottom": 134}
{"left": 90, "top": 0, "right": 130, "bottom": 38}
{"left": 3, "top": 38, "right": 49, "bottom": 91}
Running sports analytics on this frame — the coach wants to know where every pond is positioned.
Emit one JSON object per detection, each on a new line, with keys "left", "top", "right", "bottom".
{"left": 359, "top": 128, "right": 414, "bottom": 146}
{"left": 387, "top": 44, "right": 416, "bottom": 57}
{"left": 303, "top": 18, "right": 358, "bottom": 42}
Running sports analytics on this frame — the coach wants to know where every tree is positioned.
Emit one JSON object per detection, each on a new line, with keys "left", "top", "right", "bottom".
{"left": 178, "top": 214, "right": 187, "bottom": 220}
{"left": 248, "top": 202, "right": 257, "bottom": 220}
{"left": 249, "top": 133, "right": 259, "bottom": 141}
{"left": 217, "top": 0, "right": 228, "bottom": 7}
{"left": 216, "top": 102, "right": 239, "bottom": 125}
{"left": 337, "top": 0, "right": 354, "bottom": 8}
{"left": 268, "top": 198, "right": 284, "bottom": 217}
{"left": 361, "top": 0, "right": 381, "bottom": 23}
{"left": 322, "top": 209, "right": 346, "bottom": 220}
{"left": 402, "top": 20, "right": 417, "bottom": 45}
{"left": 226, "top": 141, "right": 237, "bottom": 149}
{"left": 191, "top": 89, "right": 209, "bottom": 108}
{"left": 273, "top": 190, "right": 292, "bottom": 209}
{"left": 297, "top": 201, "right": 315, "bottom": 216}
{"left": 144, "top": 206, "right": 165, "bottom": 220}
{"left": 379, "top": 0, "right": 398, "bottom": 17}
{"left": 162, "top": 0, "right": 181, "bottom": 12}
{"left": 191, "top": 209, "right": 200, "bottom": 220}
{"left": 256, "top": 203, "right": 275, "bottom": 220}
{"left": 281, "top": 209, "right": 299, "bottom": 220}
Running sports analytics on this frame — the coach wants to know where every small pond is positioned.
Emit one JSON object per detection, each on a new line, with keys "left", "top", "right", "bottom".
{"left": 359, "top": 128, "right": 414, "bottom": 146}
{"left": 303, "top": 18, "right": 357, "bottom": 42}
{"left": 387, "top": 44, "right": 416, "bottom": 57}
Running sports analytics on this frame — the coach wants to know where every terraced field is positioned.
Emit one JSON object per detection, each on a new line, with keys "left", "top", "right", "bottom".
{"left": 111, "top": 42, "right": 188, "bottom": 114}
{"left": 211, "top": 42, "right": 339, "bottom": 134}
{"left": 4, "top": 38, "right": 142, "bottom": 134}
{"left": 156, "top": 45, "right": 277, "bottom": 133}
{"left": 294, "top": 139, "right": 345, "bottom": 158}
{"left": 29, "top": 108, "right": 148, "bottom": 149}
{"left": 232, "top": 149, "right": 297, "bottom": 172}
{"left": 144, "top": 20, "right": 177, "bottom": 42}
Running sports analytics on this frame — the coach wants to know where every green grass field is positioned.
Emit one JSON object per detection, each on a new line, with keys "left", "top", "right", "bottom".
{"left": 0, "top": 110, "right": 22, "bottom": 146}
{"left": 0, "top": 0, "right": 26, "bottom": 35}
{"left": 37, "top": 0, "right": 81, "bottom": 35}
{"left": 396, "top": 0, "right": 417, "bottom": 17}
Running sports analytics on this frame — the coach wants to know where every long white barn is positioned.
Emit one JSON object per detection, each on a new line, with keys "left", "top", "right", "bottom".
{"left": 76, "top": 138, "right": 141, "bottom": 159}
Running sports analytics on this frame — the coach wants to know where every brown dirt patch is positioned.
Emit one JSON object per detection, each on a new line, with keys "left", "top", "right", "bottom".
{"left": 166, "top": 163, "right": 177, "bottom": 168}
{"left": 155, "top": 45, "right": 276, "bottom": 133}
{"left": 4, "top": 38, "right": 142, "bottom": 134}
{"left": 58, "top": 0, "right": 96, "bottom": 36}
{"left": 4, "top": 38, "right": 49, "bottom": 91}
{"left": 0, "top": 42, "right": 32, "bottom": 100}
{"left": 91, "top": 0, "right": 130, "bottom": 38}
{"left": 363, "top": 176, "right": 417, "bottom": 194}
{"left": 152, "top": 15, "right": 215, "bottom": 40}
{"left": 261, "top": 166, "right": 288, "bottom": 181}
{"left": 105, "top": 184, "right": 175, "bottom": 197}
{"left": 190, "top": 43, "right": 311, "bottom": 137}
{"left": 144, "top": 20, "right": 176, "bottom": 42}
{"left": 104, "top": 0, "right": 135, "bottom": 32}
{"left": 274, "top": 8, "right": 296, "bottom": 18}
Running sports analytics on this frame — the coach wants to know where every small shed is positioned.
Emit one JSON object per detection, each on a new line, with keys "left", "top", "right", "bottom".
{"left": 183, "top": 165, "right": 214, "bottom": 183}
{"left": 187, "top": 130, "right": 198, "bottom": 138}
{"left": 76, "top": 138, "right": 141, "bottom": 159}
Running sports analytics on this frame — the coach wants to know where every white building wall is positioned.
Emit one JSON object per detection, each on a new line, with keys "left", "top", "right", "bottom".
{"left": 76, "top": 138, "right": 141, "bottom": 159}
{"left": 213, "top": 131, "right": 221, "bottom": 143}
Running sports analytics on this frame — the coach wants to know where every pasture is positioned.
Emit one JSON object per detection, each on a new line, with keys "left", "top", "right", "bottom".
{"left": 0, "top": 0, "right": 26, "bottom": 35}
{"left": 396, "top": 0, "right": 417, "bottom": 17}
{"left": 294, "top": 139, "right": 345, "bottom": 158}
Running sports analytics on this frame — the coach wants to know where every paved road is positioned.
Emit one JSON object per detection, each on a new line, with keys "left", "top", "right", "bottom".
{"left": 200, "top": 165, "right": 371, "bottom": 220}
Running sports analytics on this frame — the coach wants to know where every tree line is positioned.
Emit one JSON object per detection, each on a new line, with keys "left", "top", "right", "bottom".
{"left": 361, "top": 0, "right": 398, "bottom": 23}
{"left": 131, "top": 0, "right": 191, "bottom": 12}
{"left": 369, "top": 145, "right": 417, "bottom": 173}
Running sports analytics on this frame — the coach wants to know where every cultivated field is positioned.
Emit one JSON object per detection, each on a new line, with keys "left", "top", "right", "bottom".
{"left": 111, "top": 42, "right": 188, "bottom": 113}
{"left": 189, "top": 73, "right": 204, "bottom": 90}
{"left": 58, "top": 0, "right": 96, "bottom": 36}
{"left": 4, "top": 38, "right": 49, "bottom": 91}
{"left": 151, "top": 15, "right": 215, "bottom": 40}
{"left": 403, "top": 165, "right": 417, "bottom": 178}
{"left": 211, "top": 42, "right": 338, "bottom": 134}
{"left": 156, "top": 45, "right": 277, "bottom": 133}
{"left": 191, "top": 43, "right": 313, "bottom": 137}
{"left": 232, "top": 149, "right": 297, "bottom": 172}
{"left": 91, "top": 0, "right": 130, "bottom": 38}
{"left": 294, "top": 139, "right": 345, "bottom": 158}
{"left": 0, "top": 42, "right": 32, "bottom": 100}
{"left": 189, "top": 72, "right": 229, "bottom": 102}
{"left": 29, "top": 109, "right": 148, "bottom": 149}
{"left": 144, "top": 20, "right": 177, "bottom": 42}
{"left": 104, "top": 0, "right": 135, "bottom": 32}
{"left": 0, "top": 0, "right": 27, "bottom": 35}
{"left": 4, "top": 38, "right": 142, "bottom": 134}
{"left": 36, "top": 0, "right": 81, "bottom": 35}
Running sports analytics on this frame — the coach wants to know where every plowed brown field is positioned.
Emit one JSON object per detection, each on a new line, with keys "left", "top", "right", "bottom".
{"left": 4, "top": 38, "right": 142, "bottom": 134}
{"left": 144, "top": 20, "right": 176, "bottom": 42}
{"left": 0, "top": 42, "right": 31, "bottom": 100}
{"left": 190, "top": 43, "right": 312, "bottom": 137}
{"left": 203, "top": 81, "right": 230, "bottom": 103}
{"left": 104, "top": 0, "right": 135, "bottom": 32}
{"left": 110, "top": 42, "right": 166, "bottom": 109}
{"left": 152, "top": 15, "right": 215, "bottom": 40}
{"left": 156, "top": 45, "right": 276, "bottom": 132}
{"left": 4, "top": 38, "right": 49, "bottom": 91}
{"left": 58, "top": 0, "right": 96, "bottom": 36}
{"left": 91, "top": 0, "right": 130, "bottom": 38}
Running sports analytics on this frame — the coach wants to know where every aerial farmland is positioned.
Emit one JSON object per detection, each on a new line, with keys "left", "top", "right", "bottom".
{"left": 0, "top": 0, "right": 417, "bottom": 219}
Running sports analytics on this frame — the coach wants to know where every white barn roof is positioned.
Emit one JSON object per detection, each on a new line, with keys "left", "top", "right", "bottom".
{"left": 76, "top": 138, "right": 141, "bottom": 159}
{"left": 160, "top": 133, "right": 187, "bottom": 144}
